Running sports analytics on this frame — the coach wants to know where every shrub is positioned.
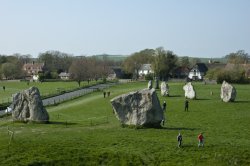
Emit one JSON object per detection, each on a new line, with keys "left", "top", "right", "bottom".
{"left": 145, "top": 73, "right": 154, "bottom": 80}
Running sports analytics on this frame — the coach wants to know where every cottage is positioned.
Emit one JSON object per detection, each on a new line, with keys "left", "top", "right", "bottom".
{"left": 23, "top": 61, "right": 45, "bottom": 76}
{"left": 188, "top": 63, "right": 208, "bottom": 80}
{"left": 59, "top": 72, "right": 71, "bottom": 80}
{"left": 107, "top": 67, "right": 125, "bottom": 80}
{"left": 138, "top": 64, "right": 154, "bottom": 76}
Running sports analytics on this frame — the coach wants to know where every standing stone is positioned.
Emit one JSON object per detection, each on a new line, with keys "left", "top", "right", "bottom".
{"left": 12, "top": 87, "right": 49, "bottom": 123}
{"left": 110, "top": 88, "right": 163, "bottom": 127}
{"left": 155, "top": 77, "right": 159, "bottom": 89}
{"left": 220, "top": 81, "right": 236, "bottom": 102}
{"left": 161, "top": 82, "right": 169, "bottom": 96}
{"left": 148, "top": 80, "right": 153, "bottom": 89}
{"left": 183, "top": 82, "right": 196, "bottom": 99}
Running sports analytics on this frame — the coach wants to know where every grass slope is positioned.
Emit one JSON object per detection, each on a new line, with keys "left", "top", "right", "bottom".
{"left": 0, "top": 80, "right": 101, "bottom": 104}
{"left": 0, "top": 82, "right": 250, "bottom": 165}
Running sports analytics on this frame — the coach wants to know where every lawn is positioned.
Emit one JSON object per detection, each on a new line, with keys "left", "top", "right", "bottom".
{"left": 0, "top": 81, "right": 249, "bottom": 165}
{"left": 0, "top": 80, "right": 102, "bottom": 104}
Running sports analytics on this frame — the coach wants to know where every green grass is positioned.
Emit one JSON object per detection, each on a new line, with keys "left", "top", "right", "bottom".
{"left": 0, "top": 80, "right": 102, "bottom": 104}
{"left": 0, "top": 81, "right": 250, "bottom": 165}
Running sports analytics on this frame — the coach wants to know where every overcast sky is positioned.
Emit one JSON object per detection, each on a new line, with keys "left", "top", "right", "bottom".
{"left": 0, "top": 0, "right": 249, "bottom": 58}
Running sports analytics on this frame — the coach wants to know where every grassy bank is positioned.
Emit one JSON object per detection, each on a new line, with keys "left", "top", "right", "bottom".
{"left": 0, "top": 82, "right": 249, "bottom": 165}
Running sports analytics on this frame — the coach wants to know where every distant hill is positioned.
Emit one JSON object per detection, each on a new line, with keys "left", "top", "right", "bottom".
{"left": 92, "top": 54, "right": 128, "bottom": 62}
{"left": 91, "top": 54, "right": 227, "bottom": 64}
{"left": 183, "top": 57, "right": 227, "bottom": 64}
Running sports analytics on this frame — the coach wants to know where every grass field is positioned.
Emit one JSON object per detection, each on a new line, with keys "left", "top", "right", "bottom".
{"left": 0, "top": 81, "right": 249, "bottom": 165}
{"left": 0, "top": 80, "right": 101, "bottom": 104}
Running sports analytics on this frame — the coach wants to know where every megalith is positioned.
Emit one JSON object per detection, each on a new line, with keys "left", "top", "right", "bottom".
{"left": 220, "top": 81, "right": 236, "bottom": 102}
{"left": 110, "top": 88, "right": 163, "bottom": 127}
{"left": 148, "top": 80, "right": 153, "bottom": 89}
{"left": 161, "top": 82, "right": 169, "bottom": 96}
{"left": 183, "top": 82, "right": 196, "bottom": 99}
{"left": 12, "top": 87, "right": 49, "bottom": 123}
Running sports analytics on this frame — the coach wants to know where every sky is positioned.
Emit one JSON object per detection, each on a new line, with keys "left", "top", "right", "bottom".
{"left": 0, "top": 0, "right": 249, "bottom": 58}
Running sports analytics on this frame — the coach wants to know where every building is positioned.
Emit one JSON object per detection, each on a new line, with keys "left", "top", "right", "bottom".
{"left": 23, "top": 61, "right": 45, "bottom": 76}
{"left": 59, "top": 72, "right": 71, "bottom": 80}
{"left": 188, "top": 63, "right": 208, "bottom": 80}
{"left": 107, "top": 67, "right": 125, "bottom": 80}
{"left": 138, "top": 64, "right": 154, "bottom": 76}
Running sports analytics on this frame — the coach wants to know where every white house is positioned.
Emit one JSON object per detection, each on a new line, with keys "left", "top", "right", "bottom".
{"left": 188, "top": 63, "right": 208, "bottom": 80}
{"left": 138, "top": 64, "right": 154, "bottom": 76}
{"left": 59, "top": 72, "right": 71, "bottom": 80}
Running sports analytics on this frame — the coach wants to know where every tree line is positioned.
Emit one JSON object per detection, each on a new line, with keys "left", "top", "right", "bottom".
{"left": 0, "top": 48, "right": 249, "bottom": 85}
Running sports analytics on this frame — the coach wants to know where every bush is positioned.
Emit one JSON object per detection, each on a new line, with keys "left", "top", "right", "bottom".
{"left": 217, "top": 69, "right": 249, "bottom": 84}
{"left": 145, "top": 73, "right": 154, "bottom": 81}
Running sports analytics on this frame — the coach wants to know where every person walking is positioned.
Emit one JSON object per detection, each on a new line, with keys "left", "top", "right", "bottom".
{"left": 198, "top": 133, "right": 204, "bottom": 147}
{"left": 103, "top": 91, "right": 106, "bottom": 98}
{"left": 162, "top": 101, "right": 167, "bottom": 126}
{"left": 184, "top": 99, "right": 189, "bottom": 111}
{"left": 177, "top": 133, "right": 183, "bottom": 148}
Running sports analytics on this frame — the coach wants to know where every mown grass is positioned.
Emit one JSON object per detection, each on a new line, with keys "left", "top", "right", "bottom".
{"left": 0, "top": 81, "right": 249, "bottom": 165}
{"left": 0, "top": 80, "right": 102, "bottom": 104}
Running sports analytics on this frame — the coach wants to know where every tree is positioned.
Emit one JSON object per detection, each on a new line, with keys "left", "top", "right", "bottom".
{"left": 1, "top": 63, "right": 18, "bottom": 79}
{"left": 69, "top": 58, "right": 89, "bottom": 87}
{"left": 152, "top": 47, "right": 178, "bottom": 80}
{"left": 122, "top": 49, "right": 154, "bottom": 78}
{"left": 38, "top": 50, "right": 73, "bottom": 74}
{"left": 225, "top": 50, "right": 249, "bottom": 64}
{"left": 179, "top": 56, "right": 190, "bottom": 68}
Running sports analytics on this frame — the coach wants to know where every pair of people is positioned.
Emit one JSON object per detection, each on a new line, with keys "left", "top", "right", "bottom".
{"left": 177, "top": 133, "right": 204, "bottom": 148}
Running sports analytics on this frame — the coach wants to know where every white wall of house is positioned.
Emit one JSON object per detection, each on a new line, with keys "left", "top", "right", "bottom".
{"left": 138, "top": 64, "right": 154, "bottom": 76}
{"left": 188, "top": 69, "right": 203, "bottom": 80}
{"left": 138, "top": 69, "right": 153, "bottom": 76}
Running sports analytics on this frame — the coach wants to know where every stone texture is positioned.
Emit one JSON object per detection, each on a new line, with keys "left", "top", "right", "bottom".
{"left": 220, "top": 81, "right": 236, "bottom": 102}
{"left": 148, "top": 80, "right": 153, "bottom": 89}
{"left": 183, "top": 82, "right": 196, "bottom": 99}
{"left": 110, "top": 88, "right": 163, "bottom": 127}
{"left": 12, "top": 87, "right": 49, "bottom": 123}
{"left": 161, "top": 82, "right": 169, "bottom": 96}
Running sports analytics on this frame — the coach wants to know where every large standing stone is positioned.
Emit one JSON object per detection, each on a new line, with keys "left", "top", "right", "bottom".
{"left": 161, "top": 82, "right": 169, "bottom": 96}
{"left": 220, "top": 81, "right": 236, "bottom": 102}
{"left": 12, "top": 87, "right": 49, "bottom": 123}
{"left": 183, "top": 82, "right": 196, "bottom": 99}
{"left": 110, "top": 88, "right": 163, "bottom": 127}
{"left": 148, "top": 80, "right": 153, "bottom": 89}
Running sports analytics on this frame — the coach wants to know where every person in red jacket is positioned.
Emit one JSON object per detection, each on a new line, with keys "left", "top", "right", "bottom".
{"left": 198, "top": 133, "right": 204, "bottom": 147}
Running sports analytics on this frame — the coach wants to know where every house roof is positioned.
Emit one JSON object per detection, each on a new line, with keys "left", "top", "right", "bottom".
{"left": 206, "top": 63, "right": 226, "bottom": 70}
{"left": 23, "top": 62, "right": 44, "bottom": 69}
{"left": 59, "top": 72, "right": 70, "bottom": 77}
{"left": 140, "top": 64, "right": 152, "bottom": 71}
{"left": 192, "top": 63, "right": 208, "bottom": 72}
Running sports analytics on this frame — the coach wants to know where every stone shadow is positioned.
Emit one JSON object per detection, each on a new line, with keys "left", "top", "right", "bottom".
{"left": 161, "top": 127, "right": 198, "bottom": 131}
{"left": 168, "top": 95, "right": 182, "bottom": 97}
{"left": 48, "top": 121, "right": 77, "bottom": 126}
{"left": 195, "top": 98, "right": 210, "bottom": 101}
{"left": 234, "top": 100, "right": 250, "bottom": 103}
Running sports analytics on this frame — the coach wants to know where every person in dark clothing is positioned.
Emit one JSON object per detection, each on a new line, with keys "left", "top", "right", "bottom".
{"left": 184, "top": 99, "right": 189, "bottom": 111}
{"left": 103, "top": 91, "right": 106, "bottom": 98}
{"left": 107, "top": 91, "right": 110, "bottom": 97}
{"left": 3, "top": 86, "right": 5, "bottom": 91}
{"left": 162, "top": 101, "right": 167, "bottom": 126}
{"left": 177, "top": 133, "right": 183, "bottom": 148}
